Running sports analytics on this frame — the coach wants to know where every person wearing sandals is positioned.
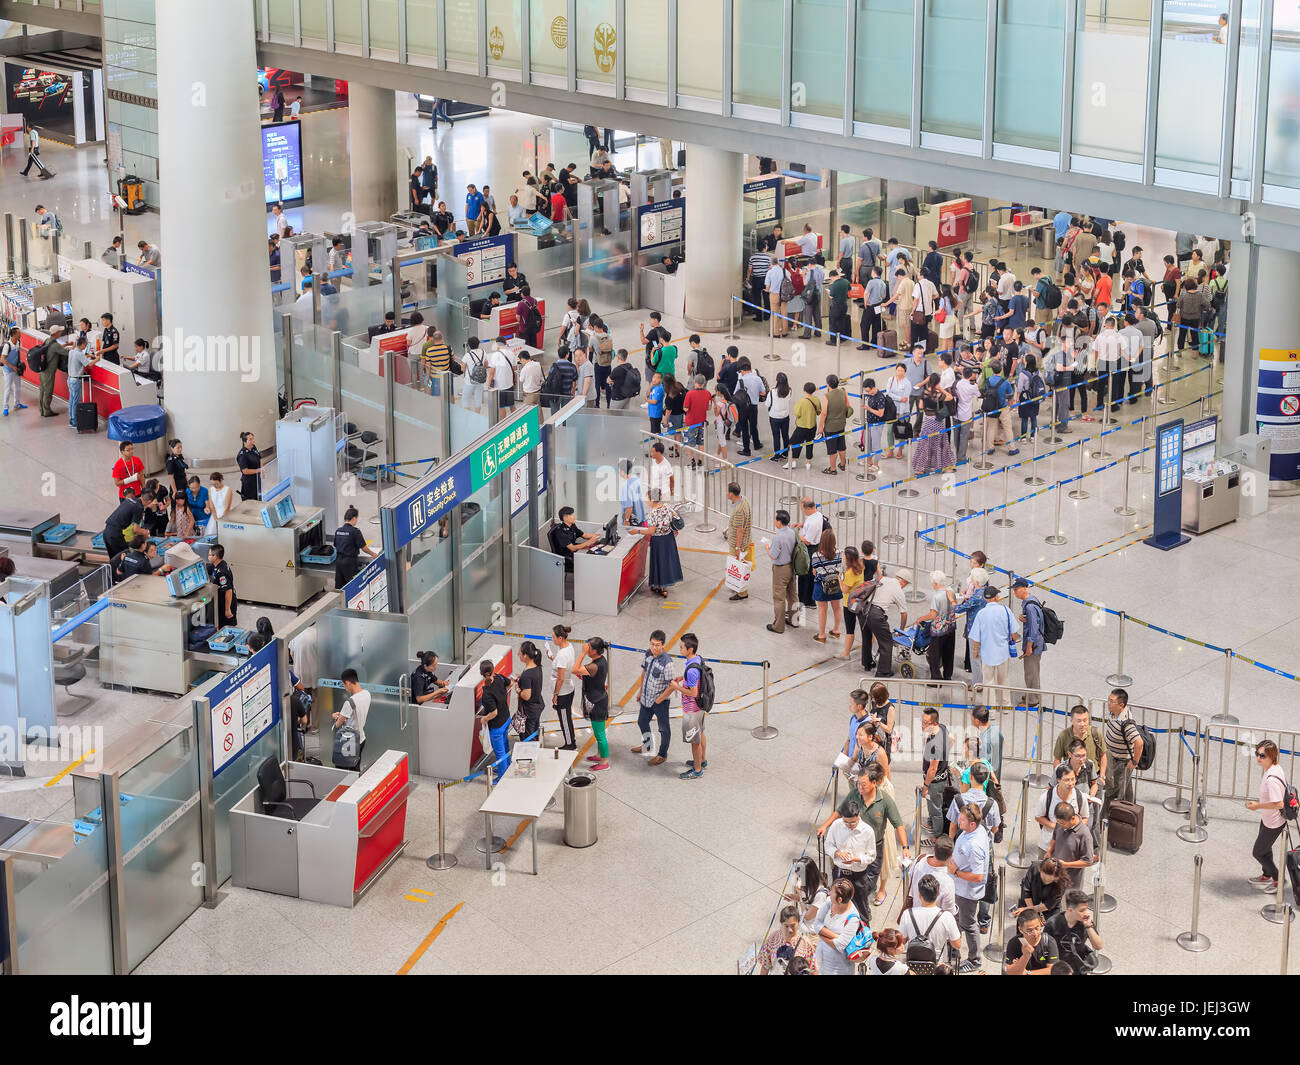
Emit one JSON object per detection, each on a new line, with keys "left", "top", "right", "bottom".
{"left": 916, "top": 569, "right": 958, "bottom": 680}
{"left": 837, "top": 545, "right": 865, "bottom": 660}
{"left": 911, "top": 373, "right": 955, "bottom": 476}
{"left": 548, "top": 624, "right": 580, "bottom": 751}
{"left": 810, "top": 527, "right": 845, "bottom": 644}
{"left": 574, "top": 637, "right": 611, "bottom": 771}
{"left": 625, "top": 497, "right": 683, "bottom": 597}
{"left": 817, "top": 374, "right": 850, "bottom": 474}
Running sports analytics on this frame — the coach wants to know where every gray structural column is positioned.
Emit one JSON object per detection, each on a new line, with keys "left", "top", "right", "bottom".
{"left": 683, "top": 144, "right": 742, "bottom": 331}
{"left": 1222, "top": 243, "right": 1300, "bottom": 488}
{"left": 156, "top": 0, "right": 279, "bottom": 463}
{"left": 349, "top": 83, "right": 400, "bottom": 223}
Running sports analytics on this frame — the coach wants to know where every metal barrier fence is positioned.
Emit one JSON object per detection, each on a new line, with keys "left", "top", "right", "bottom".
{"left": 1087, "top": 697, "right": 1205, "bottom": 810}
{"left": 1201, "top": 722, "right": 1300, "bottom": 805}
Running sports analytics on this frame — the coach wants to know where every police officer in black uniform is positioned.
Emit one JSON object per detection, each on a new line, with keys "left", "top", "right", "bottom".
{"left": 103, "top": 490, "right": 151, "bottom": 559}
{"left": 236, "top": 431, "right": 264, "bottom": 501}
{"left": 112, "top": 533, "right": 154, "bottom": 582}
{"left": 333, "top": 505, "right": 378, "bottom": 587}
{"left": 207, "top": 543, "right": 238, "bottom": 628}
{"left": 99, "top": 313, "right": 121, "bottom": 365}
{"left": 410, "top": 650, "right": 449, "bottom": 705}
{"left": 547, "top": 506, "right": 599, "bottom": 571}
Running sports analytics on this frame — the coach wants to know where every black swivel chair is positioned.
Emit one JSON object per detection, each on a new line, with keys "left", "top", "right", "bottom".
{"left": 255, "top": 756, "right": 320, "bottom": 821}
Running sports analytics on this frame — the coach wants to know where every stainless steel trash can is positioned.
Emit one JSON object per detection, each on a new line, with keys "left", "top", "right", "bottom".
{"left": 563, "top": 772, "right": 597, "bottom": 847}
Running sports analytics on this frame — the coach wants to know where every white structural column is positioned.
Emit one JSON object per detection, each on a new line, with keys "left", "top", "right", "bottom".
{"left": 1222, "top": 243, "right": 1300, "bottom": 488}
{"left": 156, "top": 0, "right": 279, "bottom": 463}
{"left": 349, "top": 84, "right": 400, "bottom": 223}
{"left": 683, "top": 144, "right": 743, "bottom": 331}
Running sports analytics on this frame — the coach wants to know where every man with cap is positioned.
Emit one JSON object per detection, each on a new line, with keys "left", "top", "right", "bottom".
{"left": 1012, "top": 577, "right": 1048, "bottom": 709}
{"left": 867, "top": 567, "right": 911, "bottom": 678}
{"left": 36, "top": 324, "right": 67, "bottom": 417}
{"left": 967, "top": 584, "right": 1022, "bottom": 709}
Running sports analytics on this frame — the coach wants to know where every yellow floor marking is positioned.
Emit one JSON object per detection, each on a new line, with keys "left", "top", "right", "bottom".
{"left": 44, "top": 752, "right": 94, "bottom": 786}
{"left": 616, "top": 580, "right": 724, "bottom": 707}
{"left": 397, "top": 903, "right": 464, "bottom": 975}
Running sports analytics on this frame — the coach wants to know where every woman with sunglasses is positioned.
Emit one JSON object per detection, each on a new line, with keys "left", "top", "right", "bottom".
{"left": 1247, "top": 740, "right": 1290, "bottom": 891}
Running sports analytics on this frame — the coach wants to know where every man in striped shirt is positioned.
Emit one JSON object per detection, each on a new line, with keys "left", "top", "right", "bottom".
{"left": 748, "top": 246, "right": 772, "bottom": 322}
{"left": 420, "top": 328, "right": 453, "bottom": 395}
{"left": 1101, "top": 687, "right": 1143, "bottom": 823}
{"left": 726, "top": 482, "right": 753, "bottom": 601}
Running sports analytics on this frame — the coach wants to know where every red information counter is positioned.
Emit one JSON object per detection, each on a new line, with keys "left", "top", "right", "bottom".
{"left": 16, "top": 328, "right": 156, "bottom": 419}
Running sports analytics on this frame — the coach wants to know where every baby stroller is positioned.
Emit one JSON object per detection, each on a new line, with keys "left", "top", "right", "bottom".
{"left": 892, "top": 622, "right": 931, "bottom": 679}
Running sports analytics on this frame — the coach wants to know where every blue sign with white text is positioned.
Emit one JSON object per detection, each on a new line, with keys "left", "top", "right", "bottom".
{"left": 392, "top": 456, "right": 472, "bottom": 548}
{"left": 1145, "top": 418, "right": 1190, "bottom": 552}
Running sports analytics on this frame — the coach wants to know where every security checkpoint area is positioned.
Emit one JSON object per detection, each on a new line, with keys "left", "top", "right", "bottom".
{"left": 2, "top": 6, "right": 1300, "bottom": 1030}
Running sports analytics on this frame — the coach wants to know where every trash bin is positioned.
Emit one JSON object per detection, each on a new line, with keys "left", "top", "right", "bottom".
{"left": 563, "top": 772, "right": 597, "bottom": 848}
{"left": 106, "top": 404, "right": 168, "bottom": 476}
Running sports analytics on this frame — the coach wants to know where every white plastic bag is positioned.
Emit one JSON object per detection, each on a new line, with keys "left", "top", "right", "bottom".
{"left": 724, "top": 556, "right": 752, "bottom": 593}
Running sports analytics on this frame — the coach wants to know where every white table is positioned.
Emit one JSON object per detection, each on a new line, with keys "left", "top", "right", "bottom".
{"left": 478, "top": 742, "right": 581, "bottom": 874}
{"left": 995, "top": 218, "right": 1054, "bottom": 256}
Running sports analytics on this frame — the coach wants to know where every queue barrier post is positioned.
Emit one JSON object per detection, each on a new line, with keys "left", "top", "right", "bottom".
{"left": 1028, "top": 708, "right": 1051, "bottom": 788}
{"left": 956, "top": 478, "right": 974, "bottom": 517}
{"left": 1024, "top": 431, "right": 1045, "bottom": 487}
{"left": 1114, "top": 457, "right": 1136, "bottom": 517}
{"left": 1262, "top": 831, "right": 1295, "bottom": 925}
{"left": 1006, "top": 776, "right": 1033, "bottom": 870}
{"left": 1105, "top": 611, "right": 1134, "bottom": 688}
{"left": 1133, "top": 413, "right": 1153, "bottom": 474}
{"left": 1094, "top": 393, "right": 1113, "bottom": 459}
{"left": 1177, "top": 852, "right": 1211, "bottom": 952}
{"left": 1090, "top": 844, "right": 1114, "bottom": 974}
{"left": 1067, "top": 441, "right": 1090, "bottom": 500}
{"left": 1163, "top": 729, "right": 1191, "bottom": 814}
{"left": 425, "top": 781, "right": 459, "bottom": 870}
{"left": 726, "top": 297, "right": 738, "bottom": 341}
{"left": 751, "top": 660, "right": 778, "bottom": 740}
{"left": 993, "top": 466, "right": 1015, "bottom": 528}
{"left": 694, "top": 425, "right": 717, "bottom": 534}
{"left": 1283, "top": 904, "right": 1294, "bottom": 975}
{"left": 1176, "top": 753, "right": 1209, "bottom": 844}
{"left": 765, "top": 306, "right": 780, "bottom": 363}
{"left": 984, "top": 864, "right": 1007, "bottom": 965}
{"left": 1097, "top": 818, "right": 1116, "bottom": 912}
{"left": 1211, "top": 649, "right": 1239, "bottom": 726}
{"left": 475, "top": 762, "right": 507, "bottom": 854}
{"left": 913, "top": 785, "right": 924, "bottom": 848}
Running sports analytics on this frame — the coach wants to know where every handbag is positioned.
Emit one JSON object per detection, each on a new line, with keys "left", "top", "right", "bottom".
{"left": 911, "top": 308, "right": 927, "bottom": 325}
{"left": 934, "top": 307, "right": 947, "bottom": 325}
{"left": 848, "top": 282, "right": 865, "bottom": 300}
{"left": 845, "top": 918, "right": 874, "bottom": 963}
{"left": 787, "top": 295, "right": 806, "bottom": 314}
{"left": 512, "top": 709, "right": 530, "bottom": 737}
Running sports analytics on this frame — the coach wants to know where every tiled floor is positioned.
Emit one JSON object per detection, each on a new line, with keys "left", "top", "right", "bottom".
{"left": 5, "top": 101, "right": 1289, "bottom": 976}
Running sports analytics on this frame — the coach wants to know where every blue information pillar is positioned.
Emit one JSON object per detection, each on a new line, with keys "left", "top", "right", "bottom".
{"left": 1145, "top": 418, "right": 1190, "bottom": 551}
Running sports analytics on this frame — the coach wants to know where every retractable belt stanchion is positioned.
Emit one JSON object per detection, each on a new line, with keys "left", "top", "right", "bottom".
{"left": 1163, "top": 730, "right": 1191, "bottom": 814}
{"left": 1090, "top": 856, "right": 1114, "bottom": 974}
{"left": 1114, "top": 456, "right": 1137, "bottom": 516}
{"left": 993, "top": 466, "right": 1015, "bottom": 528}
{"left": 694, "top": 427, "right": 717, "bottom": 534}
{"left": 1097, "top": 819, "right": 1116, "bottom": 912}
{"left": 765, "top": 307, "right": 780, "bottom": 362}
{"left": 1028, "top": 711, "right": 1051, "bottom": 788}
{"left": 1045, "top": 480, "right": 1068, "bottom": 546}
{"left": 956, "top": 478, "right": 975, "bottom": 517}
{"left": 1283, "top": 903, "right": 1294, "bottom": 975}
{"left": 751, "top": 661, "right": 778, "bottom": 739}
{"left": 726, "top": 297, "right": 738, "bottom": 341}
{"left": 1177, "top": 852, "right": 1210, "bottom": 952}
{"left": 1024, "top": 431, "right": 1045, "bottom": 486}
{"left": 1094, "top": 392, "right": 1113, "bottom": 459}
{"left": 985, "top": 865, "right": 1006, "bottom": 964}
{"left": 1067, "top": 441, "right": 1090, "bottom": 499}
{"left": 1105, "top": 611, "right": 1134, "bottom": 687}
{"left": 1211, "top": 649, "right": 1239, "bottom": 725}
{"left": 1177, "top": 753, "right": 1208, "bottom": 843}
{"left": 1133, "top": 412, "right": 1153, "bottom": 474}
{"left": 914, "top": 785, "right": 924, "bottom": 846}
{"left": 1006, "top": 777, "right": 1033, "bottom": 869}
{"left": 1262, "top": 830, "right": 1294, "bottom": 924}
{"left": 476, "top": 762, "right": 507, "bottom": 854}
{"left": 426, "top": 781, "right": 458, "bottom": 870}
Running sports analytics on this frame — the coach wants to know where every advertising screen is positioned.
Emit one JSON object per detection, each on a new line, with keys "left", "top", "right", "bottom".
{"left": 262, "top": 120, "right": 305, "bottom": 208}
{"left": 4, "top": 65, "right": 76, "bottom": 134}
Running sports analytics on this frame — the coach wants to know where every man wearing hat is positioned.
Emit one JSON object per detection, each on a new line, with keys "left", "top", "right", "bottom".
{"left": 1012, "top": 577, "right": 1047, "bottom": 708}
{"left": 866, "top": 567, "right": 911, "bottom": 678}
{"left": 967, "top": 583, "right": 1021, "bottom": 709}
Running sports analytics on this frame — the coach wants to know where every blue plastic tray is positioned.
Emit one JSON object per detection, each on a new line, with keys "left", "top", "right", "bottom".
{"left": 300, "top": 545, "right": 336, "bottom": 565}
{"left": 42, "top": 522, "right": 78, "bottom": 544}
{"left": 208, "top": 626, "right": 248, "bottom": 652}
{"left": 91, "top": 532, "right": 106, "bottom": 549}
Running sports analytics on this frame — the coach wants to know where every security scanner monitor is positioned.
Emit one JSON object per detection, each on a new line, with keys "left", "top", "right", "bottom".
{"left": 166, "top": 560, "right": 209, "bottom": 598}
{"left": 262, "top": 494, "right": 296, "bottom": 528}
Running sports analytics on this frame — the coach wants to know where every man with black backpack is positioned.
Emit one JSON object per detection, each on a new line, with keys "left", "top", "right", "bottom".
{"left": 1101, "top": 688, "right": 1145, "bottom": 825}
{"left": 901, "top": 874, "right": 962, "bottom": 973}
{"left": 686, "top": 335, "right": 714, "bottom": 384}
{"left": 1012, "top": 578, "right": 1055, "bottom": 705}
{"left": 671, "top": 632, "right": 714, "bottom": 779}
{"left": 608, "top": 348, "right": 641, "bottom": 410}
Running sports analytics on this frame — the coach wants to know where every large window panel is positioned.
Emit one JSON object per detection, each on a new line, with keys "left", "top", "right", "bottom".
{"left": 678, "top": 0, "right": 724, "bottom": 101}
{"left": 921, "top": 0, "right": 986, "bottom": 140}
{"left": 734, "top": 0, "right": 784, "bottom": 110}
{"left": 993, "top": 0, "right": 1064, "bottom": 152}
{"left": 1231, "top": 0, "right": 1263, "bottom": 188}
{"left": 792, "top": 0, "right": 846, "bottom": 119}
{"left": 486, "top": 0, "right": 522, "bottom": 69}
{"left": 530, "top": 0, "right": 568, "bottom": 78}
{"left": 407, "top": 0, "right": 439, "bottom": 59}
{"left": 576, "top": 0, "right": 616, "bottom": 84}
{"left": 1071, "top": 0, "right": 1149, "bottom": 166}
{"left": 370, "top": 0, "right": 401, "bottom": 54}
{"left": 445, "top": 0, "right": 480, "bottom": 62}
{"left": 625, "top": 0, "right": 669, "bottom": 93}
{"left": 268, "top": 0, "right": 294, "bottom": 40}
{"left": 854, "top": 0, "right": 912, "bottom": 128}
{"left": 1264, "top": 0, "right": 1300, "bottom": 192}
{"left": 1154, "top": 0, "right": 1227, "bottom": 182}
{"left": 301, "top": 0, "right": 328, "bottom": 43}
{"left": 334, "top": 0, "right": 364, "bottom": 49}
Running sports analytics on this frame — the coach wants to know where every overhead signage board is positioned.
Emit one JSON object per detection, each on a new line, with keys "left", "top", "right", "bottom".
{"left": 392, "top": 406, "right": 541, "bottom": 547}
{"left": 744, "top": 177, "right": 782, "bottom": 224}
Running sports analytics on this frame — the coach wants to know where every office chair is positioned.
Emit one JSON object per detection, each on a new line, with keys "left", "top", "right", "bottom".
{"left": 255, "top": 756, "right": 320, "bottom": 821}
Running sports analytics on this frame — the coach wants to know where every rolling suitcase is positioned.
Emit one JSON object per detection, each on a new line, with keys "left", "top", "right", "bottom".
{"left": 879, "top": 328, "right": 899, "bottom": 357}
{"left": 1107, "top": 799, "right": 1144, "bottom": 853}
{"left": 75, "top": 379, "right": 98, "bottom": 433}
{"left": 926, "top": 328, "right": 939, "bottom": 354}
{"left": 1286, "top": 847, "right": 1300, "bottom": 904}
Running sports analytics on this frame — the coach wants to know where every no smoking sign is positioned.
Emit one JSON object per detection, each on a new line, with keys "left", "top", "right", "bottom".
{"left": 1281, "top": 395, "right": 1299, "bottom": 416}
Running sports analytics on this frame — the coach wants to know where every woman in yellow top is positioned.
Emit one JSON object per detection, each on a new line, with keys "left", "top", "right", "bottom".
{"left": 787, "top": 381, "right": 821, "bottom": 471}
{"left": 838, "top": 545, "right": 865, "bottom": 661}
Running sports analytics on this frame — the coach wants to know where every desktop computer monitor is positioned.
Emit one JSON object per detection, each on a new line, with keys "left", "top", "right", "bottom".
{"left": 604, "top": 513, "right": 621, "bottom": 547}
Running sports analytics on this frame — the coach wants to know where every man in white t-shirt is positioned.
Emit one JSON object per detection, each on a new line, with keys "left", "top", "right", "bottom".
{"left": 900, "top": 871, "right": 962, "bottom": 964}
{"left": 905, "top": 834, "right": 958, "bottom": 915}
{"left": 486, "top": 341, "right": 517, "bottom": 402}
{"left": 333, "top": 668, "right": 370, "bottom": 764}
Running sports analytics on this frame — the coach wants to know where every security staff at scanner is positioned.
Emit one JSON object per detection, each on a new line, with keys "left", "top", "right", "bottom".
{"left": 548, "top": 506, "right": 600, "bottom": 570}
{"left": 333, "top": 505, "right": 379, "bottom": 586}
{"left": 103, "top": 490, "right": 152, "bottom": 559}
{"left": 111, "top": 533, "right": 155, "bottom": 582}
{"left": 411, "top": 650, "right": 450, "bottom": 704}
{"left": 207, "top": 543, "right": 238, "bottom": 628}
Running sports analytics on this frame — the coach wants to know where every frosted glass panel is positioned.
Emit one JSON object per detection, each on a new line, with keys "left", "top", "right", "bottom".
{"left": 1264, "top": 0, "right": 1300, "bottom": 188}
{"left": 1155, "top": 1, "right": 1227, "bottom": 177}
{"left": 792, "top": 0, "right": 844, "bottom": 118}
{"left": 626, "top": 0, "right": 668, "bottom": 91}
{"left": 734, "top": 0, "right": 783, "bottom": 108}
{"left": 268, "top": 0, "right": 294, "bottom": 37}
{"left": 994, "top": 0, "right": 1064, "bottom": 151}
{"left": 1072, "top": 3, "right": 1149, "bottom": 164}
{"left": 335, "top": 0, "right": 363, "bottom": 45}
{"left": 531, "top": 0, "right": 568, "bottom": 76}
{"left": 921, "top": 0, "right": 986, "bottom": 139}
{"left": 576, "top": 0, "right": 617, "bottom": 83}
{"left": 678, "top": 1, "right": 724, "bottom": 98}
{"left": 854, "top": 0, "right": 913, "bottom": 128}
{"left": 370, "top": 0, "right": 401, "bottom": 52}
{"left": 407, "top": 0, "right": 439, "bottom": 57}
{"left": 486, "top": 0, "right": 523, "bottom": 67}
{"left": 446, "top": 0, "right": 480, "bottom": 60}
{"left": 1231, "top": 0, "right": 1262, "bottom": 183}
{"left": 302, "top": 0, "right": 328, "bottom": 40}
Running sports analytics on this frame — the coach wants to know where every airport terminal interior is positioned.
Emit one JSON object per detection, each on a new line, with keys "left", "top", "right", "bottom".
{"left": 2, "top": 0, "right": 1300, "bottom": 982}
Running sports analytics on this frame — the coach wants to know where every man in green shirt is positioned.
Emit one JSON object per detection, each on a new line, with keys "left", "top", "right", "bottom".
{"left": 1051, "top": 704, "right": 1108, "bottom": 777}
{"left": 817, "top": 762, "right": 911, "bottom": 921}
{"left": 651, "top": 338, "right": 677, "bottom": 379}
{"left": 827, "top": 269, "right": 852, "bottom": 346}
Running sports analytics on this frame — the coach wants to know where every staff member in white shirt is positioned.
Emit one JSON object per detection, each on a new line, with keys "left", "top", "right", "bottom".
{"left": 333, "top": 668, "right": 370, "bottom": 767}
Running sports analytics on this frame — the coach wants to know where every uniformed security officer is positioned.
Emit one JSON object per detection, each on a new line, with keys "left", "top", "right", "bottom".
{"left": 236, "top": 431, "right": 264, "bottom": 501}
{"left": 99, "top": 313, "right": 121, "bottom": 365}
{"left": 113, "top": 534, "right": 154, "bottom": 582}
{"left": 207, "top": 543, "right": 238, "bottom": 628}
{"left": 411, "top": 650, "right": 450, "bottom": 705}
{"left": 548, "top": 506, "right": 600, "bottom": 572}
{"left": 333, "top": 505, "right": 378, "bottom": 587}
{"left": 103, "top": 490, "right": 151, "bottom": 559}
